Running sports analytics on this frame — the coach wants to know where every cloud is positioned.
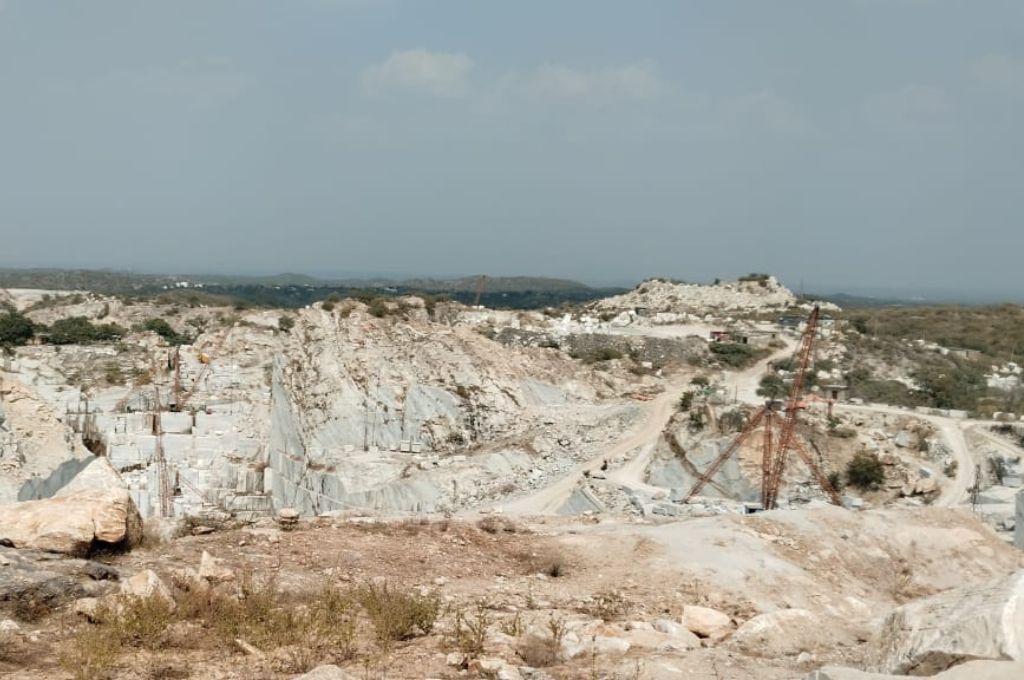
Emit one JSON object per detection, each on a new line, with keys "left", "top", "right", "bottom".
{"left": 724, "top": 90, "right": 813, "bottom": 136}
{"left": 969, "top": 54, "right": 1024, "bottom": 96}
{"left": 525, "top": 62, "right": 664, "bottom": 100}
{"left": 862, "top": 84, "right": 949, "bottom": 127}
{"left": 361, "top": 50, "right": 472, "bottom": 97}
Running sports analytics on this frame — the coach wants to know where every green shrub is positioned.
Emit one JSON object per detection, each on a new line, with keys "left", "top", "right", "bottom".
{"left": 139, "top": 318, "right": 190, "bottom": 346}
{"left": 357, "top": 582, "right": 440, "bottom": 643}
{"left": 678, "top": 390, "right": 695, "bottom": 411}
{"left": 367, "top": 298, "right": 390, "bottom": 318}
{"left": 45, "top": 317, "right": 125, "bottom": 345}
{"left": 846, "top": 452, "right": 885, "bottom": 490}
{"left": 756, "top": 374, "right": 787, "bottom": 399}
{"left": 709, "top": 342, "right": 761, "bottom": 368}
{"left": 0, "top": 311, "right": 34, "bottom": 347}
{"left": 277, "top": 315, "right": 295, "bottom": 331}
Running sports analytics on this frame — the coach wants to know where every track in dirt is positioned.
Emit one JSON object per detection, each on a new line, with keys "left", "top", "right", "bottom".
{"left": 502, "top": 340, "right": 795, "bottom": 515}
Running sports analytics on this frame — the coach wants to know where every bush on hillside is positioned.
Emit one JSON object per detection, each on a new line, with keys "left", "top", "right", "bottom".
{"left": 0, "top": 311, "right": 34, "bottom": 347}
{"left": 139, "top": 318, "right": 190, "bottom": 346}
{"left": 846, "top": 452, "right": 885, "bottom": 490}
{"left": 44, "top": 317, "right": 125, "bottom": 345}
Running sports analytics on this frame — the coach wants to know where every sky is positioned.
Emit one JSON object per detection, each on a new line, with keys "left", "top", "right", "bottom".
{"left": 1, "top": 1, "right": 1022, "bottom": 296}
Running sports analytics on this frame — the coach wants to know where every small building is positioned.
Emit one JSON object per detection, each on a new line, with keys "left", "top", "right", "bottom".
{"left": 778, "top": 316, "right": 803, "bottom": 330}
{"left": 822, "top": 384, "right": 848, "bottom": 402}
{"left": 710, "top": 330, "right": 731, "bottom": 343}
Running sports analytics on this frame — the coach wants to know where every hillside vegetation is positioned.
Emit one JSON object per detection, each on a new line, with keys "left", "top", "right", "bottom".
{"left": 845, "top": 304, "right": 1024, "bottom": 362}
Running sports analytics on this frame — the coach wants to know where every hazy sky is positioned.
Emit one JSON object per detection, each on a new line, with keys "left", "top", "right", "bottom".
{"left": 1, "top": 1, "right": 1022, "bottom": 293}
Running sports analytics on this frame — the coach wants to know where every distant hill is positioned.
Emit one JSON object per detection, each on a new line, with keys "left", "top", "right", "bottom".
{"left": 395, "top": 276, "right": 591, "bottom": 293}
{"left": 0, "top": 268, "right": 622, "bottom": 310}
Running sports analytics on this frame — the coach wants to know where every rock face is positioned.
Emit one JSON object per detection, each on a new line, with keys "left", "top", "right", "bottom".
{"left": 0, "top": 457, "right": 142, "bottom": 556}
{"left": 866, "top": 570, "right": 1024, "bottom": 675}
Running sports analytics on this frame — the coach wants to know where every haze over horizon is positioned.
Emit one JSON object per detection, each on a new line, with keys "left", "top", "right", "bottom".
{"left": 1, "top": 1, "right": 1022, "bottom": 296}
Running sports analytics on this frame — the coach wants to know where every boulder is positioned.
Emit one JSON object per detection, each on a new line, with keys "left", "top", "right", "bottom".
{"left": 292, "top": 665, "right": 357, "bottom": 680}
{"left": 120, "top": 569, "right": 174, "bottom": 606}
{"left": 0, "top": 558, "right": 87, "bottom": 615}
{"left": 198, "top": 551, "right": 235, "bottom": 584}
{"left": 680, "top": 605, "right": 733, "bottom": 640}
{"left": 866, "top": 570, "right": 1024, "bottom": 675}
{"left": 804, "top": 660, "right": 1024, "bottom": 680}
{"left": 0, "top": 457, "right": 142, "bottom": 556}
{"left": 469, "top": 657, "right": 523, "bottom": 680}
{"left": 731, "top": 608, "right": 840, "bottom": 657}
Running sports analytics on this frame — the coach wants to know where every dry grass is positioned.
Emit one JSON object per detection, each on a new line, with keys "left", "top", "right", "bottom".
{"left": 578, "top": 590, "right": 630, "bottom": 621}
{"left": 357, "top": 582, "right": 441, "bottom": 645}
{"left": 446, "top": 602, "right": 491, "bottom": 656}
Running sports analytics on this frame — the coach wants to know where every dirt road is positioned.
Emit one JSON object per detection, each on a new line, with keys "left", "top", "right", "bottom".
{"left": 833, "top": 403, "right": 976, "bottom": 507}
{"left": 504, "top": 341, "right": 797, "bottom": 515}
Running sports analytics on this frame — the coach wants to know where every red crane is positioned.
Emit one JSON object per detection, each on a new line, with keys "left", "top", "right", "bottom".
{"left": 682, "top": 306, "right": 841, "bottom": 510}
{"left": 472, "top": 275, "right": 487, "bottom": 307}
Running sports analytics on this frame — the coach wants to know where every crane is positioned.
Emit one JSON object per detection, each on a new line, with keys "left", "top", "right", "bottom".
{"left": 151, "top": 386, "right": 174, "bottom": 517}
{"left": 472, "top": 275, "right": 487, "bottom": 307}
{"left": 682, "top": 306, "right": 841, "bottom": 510}
{"left": 173, "top": 328, "right": 232, "bottom": 412}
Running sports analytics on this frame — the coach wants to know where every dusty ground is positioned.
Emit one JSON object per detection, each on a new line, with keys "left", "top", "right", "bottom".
{"left": 2, "top": 505, "right": 1019, "bottom": 680}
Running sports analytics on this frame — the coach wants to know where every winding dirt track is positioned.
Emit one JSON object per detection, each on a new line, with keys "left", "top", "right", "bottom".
{"left": 503, "top": 340, "right": 795, "bottom": 515}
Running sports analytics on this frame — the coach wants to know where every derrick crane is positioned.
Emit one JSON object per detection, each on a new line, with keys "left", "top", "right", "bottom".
{"left": 682, "top": 306, "right": 841, "bottom": 510}
{"left": 472, "top": 275, "right": 487, "bottom": 307}
{"left": 174, "top": 328, "right": 231, "bottom": 412}
{"left": 151, "top": 386, "right": 174, "bottom": 517}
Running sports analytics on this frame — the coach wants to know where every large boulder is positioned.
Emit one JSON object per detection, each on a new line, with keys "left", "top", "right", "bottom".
{"left": 732, "top": 608, "right": 844, "bottom": 657}
{"left": 0, "top": 457, "right": 143, "bottom": 556}
{"left": 680, "top": 605, "right": 733, "bottom": 640}
{"left": 866, "top": 570, "right": 1024, "bottom": 675}
{"left": 804, "top": 660, "right": 1024, "bottom": 680}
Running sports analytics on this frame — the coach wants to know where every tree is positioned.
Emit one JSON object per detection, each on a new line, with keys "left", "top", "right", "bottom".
{"left": 0, "top": 311, "right": 34, "bottom": 347}
{"left": 988, "top": 456, "right": 1007, "bottom": 485}
{"left": 678, "top": 390, "right": 696, "bottom": 411}
{"left": 757, "top": 374, "right": 787, "bottom": 399}
{"left": 278, "top": 315, "right": 295, "bottom": 332}
{"left": 846, "top": 452, "right": 885, "bottom": 490}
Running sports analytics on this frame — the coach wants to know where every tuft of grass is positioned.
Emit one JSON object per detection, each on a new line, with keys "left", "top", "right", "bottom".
{"left": 447, "top": 602, "right": 491, "bottom": 656}
{"left": 60, "top": 625, "right": 120, "bottom": 680}
{"left": 357, "top": 582, "right": 440, "bottom": 644}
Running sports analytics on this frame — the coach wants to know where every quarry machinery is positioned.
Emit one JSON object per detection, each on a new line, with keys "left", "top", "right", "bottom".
{"left": 151, "top": 386, "right": 175, "bottom": 517}
{"left": 472, "top": 275, "right": 487, "bottom": 306}
{"left": 682, "top": 306, "right": 842, "bottom": 510}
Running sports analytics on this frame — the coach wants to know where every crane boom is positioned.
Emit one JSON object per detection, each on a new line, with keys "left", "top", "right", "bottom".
{"left": 683, "top": 407, "right": 766, "bottom": 503}
{"left": 764, "top": 306, "right": 820, "bottom": 509}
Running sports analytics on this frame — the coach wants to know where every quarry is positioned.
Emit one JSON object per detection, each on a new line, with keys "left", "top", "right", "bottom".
{"left": 1, "top": 277, "right": 1023, "bottom": 680}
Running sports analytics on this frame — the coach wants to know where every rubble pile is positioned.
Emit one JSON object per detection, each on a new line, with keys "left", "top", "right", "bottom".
{"left": 592, "top": 276, "right": 800, "bottom": 314}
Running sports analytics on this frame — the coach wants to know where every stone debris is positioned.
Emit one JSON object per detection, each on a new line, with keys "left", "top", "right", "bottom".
{"left": 593, "top": 276, "right": 802, "bottom": 315}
